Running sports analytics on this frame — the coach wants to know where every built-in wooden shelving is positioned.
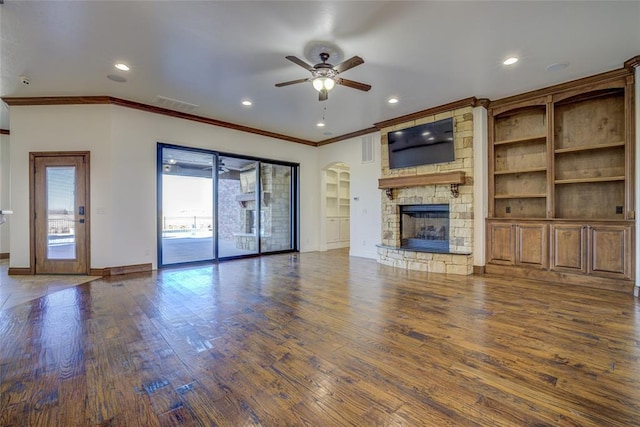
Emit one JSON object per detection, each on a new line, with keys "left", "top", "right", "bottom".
{"left": 493, "top": 135, "right": 547, "bottom": 146}
{"left": 554, "top": 141, "right": 625, "bottom": 154}
{"left": 494, "top": 167, "right": 547, "bottom": 175}
{"left": 486, "top": 66, "right": 635, "bottom": 292}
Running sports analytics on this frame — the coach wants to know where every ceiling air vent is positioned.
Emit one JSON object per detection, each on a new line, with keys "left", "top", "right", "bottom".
{"left": 361, "top": 134, "right": 374, "bottom": 163}
{"left": 153, "top": 96, "right": 199, "bottom": 114}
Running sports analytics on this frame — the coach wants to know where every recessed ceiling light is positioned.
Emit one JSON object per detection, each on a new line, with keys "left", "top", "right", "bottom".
{"left": 503, "top": 57, "right": 518, "bottom": 65}
{"left": 115, "top": 63, "right": 130, "bottom": 71}
{"left": 242, "top": 100, "right": 252, "bottom": 106}
{"left": 317, "top": 122, "right": 325, "bottom": 127}
{"left": 388, "top": 97, "right": 399, "bottom": 104}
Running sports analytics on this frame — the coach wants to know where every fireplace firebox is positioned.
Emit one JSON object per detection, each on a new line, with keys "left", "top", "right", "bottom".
{"left": 400, "top": 204, "right": 449, "bottom": 252}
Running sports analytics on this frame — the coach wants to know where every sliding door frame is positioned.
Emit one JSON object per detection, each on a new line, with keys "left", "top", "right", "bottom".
{"left": 157, "top": 143, "right": 299, "bottom": 268}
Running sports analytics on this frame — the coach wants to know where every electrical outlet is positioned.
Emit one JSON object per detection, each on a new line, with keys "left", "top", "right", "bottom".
{"left": 506, "top": 206, "right": 511, "bottom": 214}
{"left": 616, "top": 206, "right": 623, "bottom": 214}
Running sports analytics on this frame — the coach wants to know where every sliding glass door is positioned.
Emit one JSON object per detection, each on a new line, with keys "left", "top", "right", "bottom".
{"left": 260, "top": 162, "right": 294, "bottom": 253}
{"left": 159, "top": 147, "right": 215, "bottom": 265}
{"left": 158, "top": 144, "right": 297, "bottom": 267}
{"left": 217, "top": 156, "right": 259, "bottom": 258}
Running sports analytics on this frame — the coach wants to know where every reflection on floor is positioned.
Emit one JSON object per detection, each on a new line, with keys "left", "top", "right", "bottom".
{"left": 1, "top": 249, "right": 639, "bottom": 425}
{"left": 0, "top": 259, "right": 98, "bottom": 311}
{"left": 161, "top": 237, "right": 254, "bottom": 264}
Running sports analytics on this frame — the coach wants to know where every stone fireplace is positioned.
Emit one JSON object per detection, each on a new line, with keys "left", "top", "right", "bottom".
{"left": 400, "top": 204, "right": 449, "bottom": 252}
{"left": 377, "top": 105, "right": 475, "bottom": 275}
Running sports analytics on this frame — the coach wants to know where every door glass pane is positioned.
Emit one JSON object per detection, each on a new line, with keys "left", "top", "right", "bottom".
{"left": 260, "top": 163, "right": 293, "bottom": 252}
{"left": 46, "top": 166, "right": 76, "bottom": 259}
{"left": 218, "top": 156, "right": 258, "bottom": 258}
{"left": 161, "top": 147, "right": 215, "bottom": 264}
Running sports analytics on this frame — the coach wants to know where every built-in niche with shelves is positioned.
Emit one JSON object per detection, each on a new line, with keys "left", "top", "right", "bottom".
{"left": 325, "top": 164, "right": 350, "bottom": 248}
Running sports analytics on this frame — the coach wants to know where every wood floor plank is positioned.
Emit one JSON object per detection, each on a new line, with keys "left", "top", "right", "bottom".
{"left": 1, "top": 249, "right": 640, "bottom": 425}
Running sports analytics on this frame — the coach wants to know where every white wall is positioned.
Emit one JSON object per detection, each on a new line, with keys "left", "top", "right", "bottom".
{"left": 317, "top": 133, "right": 382, "bottom": 259}
{"left": 10, "top": 105, "right": 112, "bottom": 268}
{"left": 0, "top": 133, "right": 10, "bottom": 254}
{"left": 8, "top": 104, "right": 319, "bottom": 270}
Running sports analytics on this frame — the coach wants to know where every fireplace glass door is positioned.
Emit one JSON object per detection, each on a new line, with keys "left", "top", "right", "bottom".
{"left": 400, "top": 204, "right": 449, "bottom": 252}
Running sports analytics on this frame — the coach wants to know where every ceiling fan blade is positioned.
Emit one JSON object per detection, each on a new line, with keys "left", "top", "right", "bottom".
{"left": 275, "top": 78, "right": 310, "bottom": 87}
{"left": 336, "top": 77, "right": 371, "bottom": 92}
{"left": 319, "top": 89, "right": 328, "bottom": 102}
{"left": 285, "top": 56, "right": 315, "bottom": 71}
{"left": 333, "top": 56, "right": 364, "bottom": 73}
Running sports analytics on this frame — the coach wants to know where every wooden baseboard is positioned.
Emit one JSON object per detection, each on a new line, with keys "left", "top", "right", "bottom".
{"left": 90, "top": 263, "right": 153, "bottom": 277}
{"left": 0, "top": 252, "right": 9, "bottom": 259}
{"left": 89, "top": 268, "right": 108, "bottom": 277}
{"left": 8, "top": 267, "right": 34, "bottom": 275}
{"left": 484, "top": 264, "right": 634, "bottom": 294}
{"left": 473, "top": 265, "right": 485, "bottom": 275}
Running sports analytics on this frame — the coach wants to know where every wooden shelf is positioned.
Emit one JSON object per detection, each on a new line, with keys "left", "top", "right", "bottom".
{"left": 554, "top": 141, "right": 625, "bottom": 154}
{"left": 493, "top": 135, "right": 546, "bottom": 146}
{"left": 494, "top": 194, "right": 546, "bottom": 199}
{"left": 378, "top": 171, "right": 465, "bottom": 189}
{"left": 555, "top": 176, "right": 625, "bottom": 185}
{"left": 494, "top": 167, "right": 547, "bottom": 175}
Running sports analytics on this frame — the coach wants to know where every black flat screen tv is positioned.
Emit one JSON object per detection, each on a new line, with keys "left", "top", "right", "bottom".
{"left": 387, "top": 117, "right": 455, "bottom": 169}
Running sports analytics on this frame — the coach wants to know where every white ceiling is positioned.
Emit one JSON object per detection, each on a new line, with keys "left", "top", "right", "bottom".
{"left": 1, "top": 1, "right": 639, "bottom": 143}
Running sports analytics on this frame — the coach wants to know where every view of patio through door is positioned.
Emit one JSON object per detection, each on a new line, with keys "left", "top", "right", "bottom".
{"left": 158, "top": 144, "right": 297, "bottom": 267}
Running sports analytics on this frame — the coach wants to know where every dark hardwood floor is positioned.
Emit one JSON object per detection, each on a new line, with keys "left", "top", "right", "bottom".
{"left": 1, "top": 249, "right": 640, "bottom": 426}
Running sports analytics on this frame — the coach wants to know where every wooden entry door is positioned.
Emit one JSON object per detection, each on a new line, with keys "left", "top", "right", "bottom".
{"left": 32, "top": 153, "right": 90, "bottom": 274}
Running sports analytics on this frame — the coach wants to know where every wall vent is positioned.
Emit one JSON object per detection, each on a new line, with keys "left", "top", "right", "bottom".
{"left": 361, "top": 135, "right": 374, "bottom": 163}
{"left": 153, "top": 96, "right": 200, "bottom": 113}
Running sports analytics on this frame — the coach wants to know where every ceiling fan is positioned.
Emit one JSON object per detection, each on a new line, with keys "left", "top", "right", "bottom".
{"left": 275, "top": 52, "right": 371, "bottom": 101}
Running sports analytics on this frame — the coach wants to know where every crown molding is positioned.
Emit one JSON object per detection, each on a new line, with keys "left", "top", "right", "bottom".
{"left": 488, "top": 66, "right": 632, "bottom": 110}
{"left": 0, "top": 129, "right": 9, "bottom": 135}
{"left": 316, "top": 127, "right": 379, "bottom": 146}
{"left": 625, "top": 55, "right": 640, "bottom": 70}
{"left": 1, "top": 96, "right": 318, "bottom": 147}
{"left": 373, "top": 97, "right": 481, "bottom": 130}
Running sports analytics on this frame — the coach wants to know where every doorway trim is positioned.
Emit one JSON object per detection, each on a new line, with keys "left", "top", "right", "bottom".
{"left": 29, "top": 151, "right": 91, "bottom": 275}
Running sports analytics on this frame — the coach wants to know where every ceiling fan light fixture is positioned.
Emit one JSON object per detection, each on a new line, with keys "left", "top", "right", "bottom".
{"left": 312, "top": 77, "right": 335, "bottom": 92}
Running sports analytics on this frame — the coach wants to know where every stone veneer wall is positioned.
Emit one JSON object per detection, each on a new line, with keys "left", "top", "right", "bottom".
{"left": 378, "top": 106, "right": 474, "bottom": 275}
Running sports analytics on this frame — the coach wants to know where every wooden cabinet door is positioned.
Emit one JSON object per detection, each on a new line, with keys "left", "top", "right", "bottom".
{"left": 588, "top": 224, "right": 633, "bottom": 280}
{"left": 516, "top": 223, "right": 548, "bottom": 268}
{"left": 550, "top": 224, "right": 587, "bottom": 274}
{"left": 487, "top": 222, "right": 515, "bottom": 265}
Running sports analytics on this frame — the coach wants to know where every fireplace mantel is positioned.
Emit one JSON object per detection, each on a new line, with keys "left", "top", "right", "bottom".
{"left": 378, "top": 171, "right": 465, "bottom": 199}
